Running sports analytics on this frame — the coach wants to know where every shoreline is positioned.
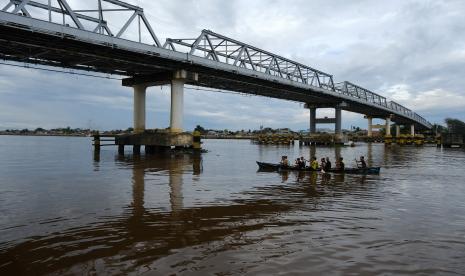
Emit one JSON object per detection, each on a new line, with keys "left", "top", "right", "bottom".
{"left": 0, "top": 133, "right": 89, "bottom": 137}
{"left": 0, "top": 133, "right": 255, "bottom": 140}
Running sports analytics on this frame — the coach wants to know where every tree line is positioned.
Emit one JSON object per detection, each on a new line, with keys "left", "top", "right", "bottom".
{"left": 433, "top": 118, "right": 465, "bottom": 135}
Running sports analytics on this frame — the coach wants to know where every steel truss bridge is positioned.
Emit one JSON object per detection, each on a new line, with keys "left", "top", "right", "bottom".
{"left": 0, "top": 0, "right": 432, "bottom": 130}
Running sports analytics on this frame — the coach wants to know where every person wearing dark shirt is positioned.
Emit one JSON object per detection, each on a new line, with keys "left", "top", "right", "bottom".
{"left": 320, "top": 158, "right": 326, "bottom": 170}
{"left": 337, "top": 157, "right": 345, "bottom": 170}
{"left": 300, "top": 156, "right": 306, "bottom": 168}
{"left": 359, "top": 156, "right": 367, "bottom": 168}
{"left": 325, "top": 157, "right": 332, "bottom": 171}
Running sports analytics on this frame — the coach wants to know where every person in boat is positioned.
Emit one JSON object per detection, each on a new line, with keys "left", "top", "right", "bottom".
{"left": 310, "top": 157, "right": 319, "bottom": 170}
{"left": 280, "top": 156, "right": 289, "bottom": 167}
{"left": 324, "top": 157, "right": 332, "bottom": 171}
{"left": 298, "top": 158, "right": 306, "bottom": 169}
{"left": 295, "top": 158, "right": 305, "bottom": 169}
{"left": 336, "top": 157, "right": 345, "bottom": 170}
{"left": 300, "top": 156, "right": 307, "bottom": 168}
{"left": 320, "top": 158, "right": 326, "bottom": 170}
{"left": 358, "top": 156, "right": 367, "bottom": 168}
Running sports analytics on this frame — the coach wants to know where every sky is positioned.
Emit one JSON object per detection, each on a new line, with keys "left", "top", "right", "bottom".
{"left": 1, "top": 0, "right": 465, "bottom": 131}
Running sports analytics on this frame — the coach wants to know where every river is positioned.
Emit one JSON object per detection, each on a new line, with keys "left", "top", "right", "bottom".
{"left": 1, "top": 136, "right": 464, "bottom": 275}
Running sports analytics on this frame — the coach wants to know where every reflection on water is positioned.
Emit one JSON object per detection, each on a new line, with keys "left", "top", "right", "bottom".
{"left": 1, "top": 137, "right": 465, "bottom": 275}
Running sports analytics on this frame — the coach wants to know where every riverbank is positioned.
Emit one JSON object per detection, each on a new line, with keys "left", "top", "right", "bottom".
{"left": 0, "top": 133, "right": 88, "bottom": 137}
{"left": 0, "top": 133, "right": 258, "bottom": 139}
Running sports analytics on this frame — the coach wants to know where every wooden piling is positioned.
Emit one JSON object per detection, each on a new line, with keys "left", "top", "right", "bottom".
{"left": 93, "top": 134, "right": 101, "bottom": 153}
{"left": 193, "top": 130, "right": 201, "bottom": 150}
{"left": 133, "top": 145, "right": 141, "bottom": 155}
{"left": 118, "top": 144, "right": 124, "bottom": 155}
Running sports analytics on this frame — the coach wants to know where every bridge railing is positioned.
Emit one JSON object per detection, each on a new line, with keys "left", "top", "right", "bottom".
{"left": 389, "top": 101, "right": 413, "bottom": 117}
{"left": 332, "top": 82, "right": 431, "bottom": 128}
{"left": 389, "top": 101, "right": 432, "bottom": 128}
{"left": 165, "top": 29, "right": 336, "bottom": 91}
{"left": 1, "top": 0, "right": 161, "bottom": 46}
{"left": 335, "top": 81, "right": 388, "bottom": 108}
{"left": 166, "top": 31, "right": 432, "bottom": 128}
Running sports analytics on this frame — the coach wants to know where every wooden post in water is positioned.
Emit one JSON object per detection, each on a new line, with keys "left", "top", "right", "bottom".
{"left": 94, "top": 134, "right": 101, "bottom": 153}
{"left": 133, "top": 145, "right": 141, "bottom": 155}
{"left": 193, "top": 130, "right": 201, "bottom": 150}
{"left": 118, "top": 144, "right": 124, "bottom": 155}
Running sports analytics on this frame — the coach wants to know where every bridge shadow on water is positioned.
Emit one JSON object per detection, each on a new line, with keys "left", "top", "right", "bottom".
{"left": 0, "top": 150, "right": 380, "bottom": 275}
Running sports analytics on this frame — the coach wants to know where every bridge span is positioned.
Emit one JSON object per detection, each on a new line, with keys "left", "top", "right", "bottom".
{"left": 0, "top": 0, "right": 432, "bottom": 139}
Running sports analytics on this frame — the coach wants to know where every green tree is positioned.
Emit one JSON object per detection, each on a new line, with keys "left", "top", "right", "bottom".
{"left": 194, "top": 125, "right": 206, "bottom": 134}
{"left": 431, "top": 123, "right": 446, "bottom": 134}
{"left": 445, "top": 118, "right": 465, "bottom": 134}
{"left": 63, "top": 126, "right": 72, "bottom": 134}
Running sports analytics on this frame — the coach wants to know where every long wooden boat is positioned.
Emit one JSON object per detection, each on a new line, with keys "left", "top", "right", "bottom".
{"left": 256, "top": 161, "right": 380, "bottom": 175}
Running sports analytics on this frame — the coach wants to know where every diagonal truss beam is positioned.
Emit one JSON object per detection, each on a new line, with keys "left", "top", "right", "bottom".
{"left": 2, "top": 0, "right": 161, "bottom": 47}
{"left": 11, "top": 0, "right": 30, "bottom": 13}
{"left": 57, "top": 0, "right": 84, "bottom": 29}
{"left": 168, "top": 29, "right": 336, "bottom": 91}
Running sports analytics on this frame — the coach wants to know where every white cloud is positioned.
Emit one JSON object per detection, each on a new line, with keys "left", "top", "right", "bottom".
{"left": 411, "top": 89, "right": 465, "bottom": 111}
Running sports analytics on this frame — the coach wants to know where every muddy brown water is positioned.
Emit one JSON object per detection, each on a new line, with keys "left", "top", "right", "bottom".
{"left": 1, "top": 136, "right": 465, "bottom": 275}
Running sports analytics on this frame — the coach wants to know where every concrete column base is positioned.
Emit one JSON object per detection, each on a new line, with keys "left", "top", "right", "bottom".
{"left": 116, "top": 132, "right": 194, "bottom": 148}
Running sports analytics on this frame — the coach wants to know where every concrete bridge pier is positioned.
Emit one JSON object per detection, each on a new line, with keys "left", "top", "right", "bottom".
{"left": 133, "top": 84, "right": 147, "bottom": 133}
{"left": 116, "top": 70, "right": 199, "bottom": 154}
{"left": 385, "top": 117, "right": 392, "bottom": 145}
{"left": 366, "top": 116, "right": 373, "bottom": 138}
{"left": 385, "top": 117, "right": 391, "bottom": 136}
{"left": 305, "top": 104, "right": 343, "bottom": 144}
{"left": 309, "top": 107, "right": 316, "bottom": 134}
{"left": 170, "top": 71, "right": 188, "bottom": 133}
{"left": 335, "top": 107, "right": 342, "bottom": 141}
{"left": 396, "top": 125, "right": 401, "bottom": 138}
{"left": 410, "top": 124, "right": 415, "bottom": 136}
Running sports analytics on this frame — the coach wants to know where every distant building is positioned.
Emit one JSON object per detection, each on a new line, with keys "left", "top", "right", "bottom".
{"left": 277, "top": 128, "right": 291, "bottom": 134}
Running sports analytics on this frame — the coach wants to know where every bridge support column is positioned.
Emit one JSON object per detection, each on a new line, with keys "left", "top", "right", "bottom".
{"left": 170, "top": 78, "right": 185, "bottom": 133}
{"left": 385, "top": 117, "right": 391, "bottom": 136}
{"left": 410, "top": 124, "right": 415, "bottom": 136}
{"left": 367, "top": 116, "right": 373, "bottom": 137}
{"left": 384, "top": 117, "right": 393, "bottom": 145}
{"left": 133, "top": 84, "right": 147, "bottom": 133}
{"left": 309, "top": 107, "right": 316, "bottom": 134}
{"left": 335, "top": 107, "right": 342, "bottom": 140}
{"left": 396, "top": 125, "right": 401, "bottom": 138}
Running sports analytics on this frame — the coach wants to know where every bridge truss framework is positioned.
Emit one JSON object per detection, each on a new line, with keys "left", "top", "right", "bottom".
{"left": 0, "top": 0, "right": 432, "bottom": 130}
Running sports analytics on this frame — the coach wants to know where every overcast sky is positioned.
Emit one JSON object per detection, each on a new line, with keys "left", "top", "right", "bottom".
{"left": 1, "top": 0, "right": 464, "bottom": 131}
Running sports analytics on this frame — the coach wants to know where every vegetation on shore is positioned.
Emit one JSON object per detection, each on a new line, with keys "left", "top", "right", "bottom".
{"left": 2, "top": 119, "right": 463, "bottom": 137}
{"left": 0, "top": 127, "right": 134, "bottom": 136}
